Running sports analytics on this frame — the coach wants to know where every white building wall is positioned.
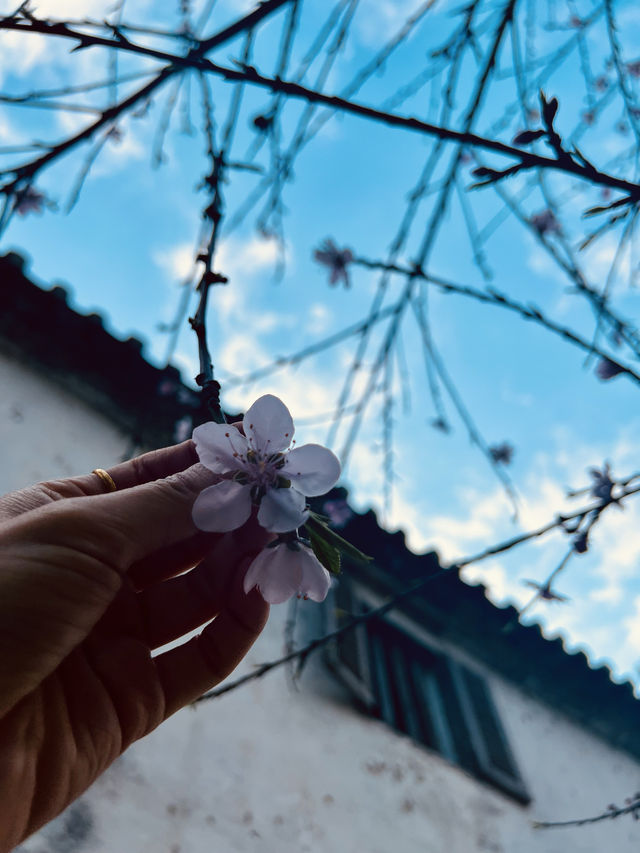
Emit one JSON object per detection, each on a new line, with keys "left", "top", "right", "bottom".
{"left": 3, "top": 350, "right": 640, "bottom": 853}
{"left": 17, "top": 609, "right": 640, "bottom": 853}
{"left": 0, "top": 351, "right": 129, "bottom": 490}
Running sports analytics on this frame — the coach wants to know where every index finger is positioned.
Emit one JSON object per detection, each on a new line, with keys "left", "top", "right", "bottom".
{"left": 105, "top": 441, "right": 199, "bottom": 491}
{"left": 38, "top": 442, "right": 200, "bottom": 500}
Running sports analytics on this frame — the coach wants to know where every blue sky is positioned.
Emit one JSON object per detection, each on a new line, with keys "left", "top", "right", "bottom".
{"left": 3, "top": 0, "right": 640, "bottom": 686}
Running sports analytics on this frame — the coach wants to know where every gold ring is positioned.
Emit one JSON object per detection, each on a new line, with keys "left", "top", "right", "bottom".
{"left": 92, "top": 468, "right": 117, "bottom": 493}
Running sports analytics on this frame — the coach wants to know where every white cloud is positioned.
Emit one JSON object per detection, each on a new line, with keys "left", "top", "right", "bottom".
{"left": 526, "top": 239, "right": 567, "bottom": 289}
{"left": 590, "top": 583, "right": 624, "bottom": 606}
{"left": 586, "top": 497, "right": 640, "bottom": 609}
{"left": 26, "top": 0, "right": 110, "bottom": 14}
{"left": 307, "top": 302, "right": 333, "bottom": 335}
{"left": 154, "top": 241, "right": 195, "bottom": 283}
{"left": 0, "top": 0, "right": 121, "bottom": 84}
{"left": 624, "top": 596, "right": 640, "bottom": 650}
{"left": 462, "top": 559, "right": 526, "bottom": 605}
{"left": 0, "top": 30, "right": 50, "bottom": 81}
{"left": 355, "top": 0, "right": 426, "bottom": 46}
{"left": 155, "top": 233, "right": 286, "bottom": 290}
{"left": 582, "top": 233, "right": 632, "bottom": 285}
{"left": 171, "top": 348, "right": 199, "bottom": 379}
{"left": 219, "top": 233, "right": 281, "bottom": 273}
{"left": 0, "top": 113, "right": 20, "bottom": 144}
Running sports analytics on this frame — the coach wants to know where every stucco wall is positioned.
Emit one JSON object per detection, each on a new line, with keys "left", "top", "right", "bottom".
{"left": 0, "top": 351, "right": 129, "bottom": 490}
{"left": 15, "top": 604, "right": 640, "bottom": 853}
{"left": 3, "top": 349, "right": 640, "bottom": 853}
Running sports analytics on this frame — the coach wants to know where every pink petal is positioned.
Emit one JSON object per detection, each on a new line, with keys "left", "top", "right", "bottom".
{"left": 257, "top": 486, "right": 308, "bottom": 533}
{"left": 244, "top": 543, "right": 331, "bottom": 604}
{"left": 192, "top": 480, "right": 252, "bottom": 532}
{"left": 298, "top": 547, "right": 331, "bottom": 602}
{"left": 244, "top": 546, "right": 300, "bottom": 604}
{"left": 244, "top": 394, "right": 294, "bottom": 454}
{"left": 282, "top": 444, "right": 341, "bottom": 496}
{"left": 243, "top": 547, "right": 276, "bottom": 594}
{"left": 193, "top": 422, "right": 248, "bottom": 473}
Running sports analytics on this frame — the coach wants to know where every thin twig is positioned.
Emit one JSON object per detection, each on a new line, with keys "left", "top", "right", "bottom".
{"left": 533, "top": 798, "right": 640, "bottom": 830}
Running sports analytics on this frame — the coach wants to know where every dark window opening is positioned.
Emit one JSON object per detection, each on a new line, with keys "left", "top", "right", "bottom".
{"left": 327, "top": 582, "right": 529, "bottom": 804}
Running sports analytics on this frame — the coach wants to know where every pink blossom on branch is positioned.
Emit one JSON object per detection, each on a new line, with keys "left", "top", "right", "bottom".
{"left": 589, "top": 463, "right": 614, "bottom": 501}
{"left": 14, "top": 186, "right": 47, "bottom": 216}
{"left": 191, "top": 394, "right": 341, "bottom": 534}
{"left": 489, "top": 441, "right": 515, "bottom": 465}
{"left": 321, "top": 497, "right": 353, "bottom": 528}
{"left": 313, "top": 238, "right": 354, "bottom": 287}
{"left": 243, "top": 541, "right": 331, "bottom": 604}
{"left": 530, "top": 209, "right": 562, "bottom": 236}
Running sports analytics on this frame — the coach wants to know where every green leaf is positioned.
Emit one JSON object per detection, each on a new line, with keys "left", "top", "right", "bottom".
{"left": 305, "top": 512, "right": 373, "bottom": 566}
{"left": 308, "top": 527, "right": 341, "bottom": 576}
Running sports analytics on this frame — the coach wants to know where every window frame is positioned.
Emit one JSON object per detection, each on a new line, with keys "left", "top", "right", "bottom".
{"left": 326, "top": 580, "right": 530, "bottom": 804}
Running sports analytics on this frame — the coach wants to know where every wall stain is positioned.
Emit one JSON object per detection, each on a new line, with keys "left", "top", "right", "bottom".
{"left": 400, "top": 798, "right": 415, "bottom": 814}
{"left": 46, "top": 801, "right": 94, "bottom": 853}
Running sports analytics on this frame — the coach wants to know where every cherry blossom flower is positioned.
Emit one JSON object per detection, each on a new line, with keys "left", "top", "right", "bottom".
{"left": 530, "top": 209, "right": 562, "bottom": 236}
{"left": 106, "top": 125, "right": 123, "bottom": 144}
{"left": 489, "top": 441, "right": 514, "bottom": 465}
{"left": 243, "top": 540, "right": 331, "bottom": 604}
{"left": 14, "top": 186, "right": 47, "bottom": 216}
{"left": 626, "top": 61, "right": 640, "bottom": 79}
{"left": 322, "top": 498, "right": 353, "bottom": 529}
{"left": 192, "top": 394, "right": 341, "bottom": 534}
{"left": 157, "top": 377, "right": 180, "bottom": 396}
{"left": 313, "top": 238, "right": 354, "bottom": 287}
{"left": 589, "top": 463, "right": 614, "bottom": 501}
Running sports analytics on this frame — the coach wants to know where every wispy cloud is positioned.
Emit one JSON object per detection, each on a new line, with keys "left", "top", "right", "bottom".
{"left": 354, "top": 0, "right": 427, "bottom": 46}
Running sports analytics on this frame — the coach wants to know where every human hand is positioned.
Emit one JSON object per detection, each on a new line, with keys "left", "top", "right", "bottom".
{"left": 0, "top": 442, "right": 270, "bottom": 851}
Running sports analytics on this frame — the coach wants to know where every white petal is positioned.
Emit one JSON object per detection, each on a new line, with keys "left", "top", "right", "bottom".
{"left": 298, "top": 546, "right": 332, "bottom": 602}
{"left": 243, "top": 547, "right": 277, "bottom": 595}
{"left": 244, "top": 545, "right": 301, "bottom": 604}
{"left": 244, "top": 394, "right": 294, "bottom": 454}
{"left": 192, "top": 480, "right": 252, "bottom": 532}
{"left": 192, "top": 422, "right": 248, "bottom": 473}
{"left": 258, "top": 487, "right": 308, "bottom": 533}
{"left": 282, "top": 444, "right": 341, "bottom": 496}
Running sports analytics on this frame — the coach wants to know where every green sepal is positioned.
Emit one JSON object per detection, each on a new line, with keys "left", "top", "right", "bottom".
{"left": 307, "top": 526, "right": 341, "bottom": 576}
{"left": 304, "top": 511, "right": 373, "bottom": 567}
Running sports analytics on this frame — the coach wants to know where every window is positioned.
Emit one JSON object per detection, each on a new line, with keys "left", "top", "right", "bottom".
{"left": 327, "top": 580, "right": 529, "bottom": 803}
